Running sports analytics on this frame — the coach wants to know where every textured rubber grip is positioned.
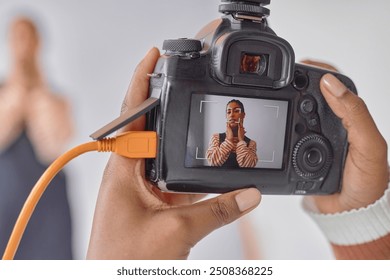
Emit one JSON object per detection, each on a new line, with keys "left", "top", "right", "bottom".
{"left": 162, "top": 39, "right": 202, "bottom": 52}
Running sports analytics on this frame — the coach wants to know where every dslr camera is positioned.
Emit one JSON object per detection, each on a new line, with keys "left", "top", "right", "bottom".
{"left": 94, "top": 0, "right": 356, "bottom": 195}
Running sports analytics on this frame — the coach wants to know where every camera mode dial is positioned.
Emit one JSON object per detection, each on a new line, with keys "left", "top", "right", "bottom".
{"left": 292, "top": 134, "right": 333, "bottom": 179}
{"left": 219, "top": 0, "right": 270, "bottom": 19}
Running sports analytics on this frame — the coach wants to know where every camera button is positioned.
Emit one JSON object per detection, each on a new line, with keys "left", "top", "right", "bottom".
{"left": 295, "top": 123, "right": 306, "bottom": 134}
{"left": 300, "top": 99, "right": 315, "bottom": 114}
{"left": 293, "top": 72, "right": 309, "bottom": 91}
{"left": 308, "top": 117, "right": 318, "bottom": 127}
{"left": 299, "top": 96, "right": 317, "bottom": 115}
{"left": 296, "top": 181, "right": 315, "bottom": 191}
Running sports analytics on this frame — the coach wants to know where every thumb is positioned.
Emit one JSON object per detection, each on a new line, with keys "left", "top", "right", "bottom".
{"left": 320, "top": 73, "right": 386, "bottom": 160}
{"left": 119, "top": 47, "right": 160, "bottom": 132}
{"left": 179, "top": 188, "right": 261, "bottom": 245}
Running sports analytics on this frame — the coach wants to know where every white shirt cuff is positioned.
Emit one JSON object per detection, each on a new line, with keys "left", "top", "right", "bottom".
{"left": 303, "top": 184, "right": 390, "bottom": 246}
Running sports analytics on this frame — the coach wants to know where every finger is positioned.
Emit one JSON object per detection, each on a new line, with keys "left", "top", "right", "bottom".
{"left": 177, "top": 188, "right": 261, "bottom": 245}
{"left": 388, "top": 165, "right": 390, "bottom": 183}
{"left": 301, "top": 59, "right": 339, "bottom": 72}
{"left": 320, "top": 74, "right": 387, "bottom": 161}
{"left": 107, "top": 48, "right": 160, "bottom": 178}
{"left": 119, "top": 47, "right": 160, "bottom": 132}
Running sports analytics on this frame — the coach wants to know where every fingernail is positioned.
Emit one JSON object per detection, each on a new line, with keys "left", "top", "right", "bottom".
{"left": 321, "top": 74, "right": 347, "bottom": 97}
{"left": 235, "top": 188, "right": 261, "bottom": 212}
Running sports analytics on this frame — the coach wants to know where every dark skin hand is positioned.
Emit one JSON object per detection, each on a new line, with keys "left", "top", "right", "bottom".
{"left": 87, "top": 48, "right": 261, "bottom": 259}
{"left": 302, "top": 60, "right": 388, "bottom": 214}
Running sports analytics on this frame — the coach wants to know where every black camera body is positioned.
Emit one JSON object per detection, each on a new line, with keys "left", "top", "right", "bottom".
{"left": 145, "top": 0, "right": 356, "bottom": 195}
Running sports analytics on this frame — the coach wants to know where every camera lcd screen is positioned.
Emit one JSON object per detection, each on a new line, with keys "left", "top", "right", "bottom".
{"left": 185, "top": 93, "right": 289, "bottom": 169}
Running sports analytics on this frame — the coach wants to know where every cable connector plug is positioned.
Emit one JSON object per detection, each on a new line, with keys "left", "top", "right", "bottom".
{"left": 97, "top": 131, "right": 157, "bottom": 158}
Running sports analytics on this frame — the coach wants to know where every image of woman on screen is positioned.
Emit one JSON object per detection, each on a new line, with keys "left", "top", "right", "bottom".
{"left": 206, "top": 99, "right": 258, "bottom": 168}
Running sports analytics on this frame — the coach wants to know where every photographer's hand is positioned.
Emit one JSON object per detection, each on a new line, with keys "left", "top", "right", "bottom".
{"left": 302, "top": 68, "right": 390, "bottom": 259}
{"left": 300, "top": 60, "right": 389, "bottom": 213}
{"left": 87, "top": 47, "right": 261, "bottom": 259}
{"left": 313, "top": 73, "right": 388, "bottom": 214}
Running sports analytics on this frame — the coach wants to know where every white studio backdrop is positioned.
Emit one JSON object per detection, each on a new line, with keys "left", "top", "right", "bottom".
{"left": 0, "top": 0, "right": 389, "bottom": 260}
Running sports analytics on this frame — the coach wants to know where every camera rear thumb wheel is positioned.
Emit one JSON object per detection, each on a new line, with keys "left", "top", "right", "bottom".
{"left": 292, "top": 134, "right": 333, "bottom": 179}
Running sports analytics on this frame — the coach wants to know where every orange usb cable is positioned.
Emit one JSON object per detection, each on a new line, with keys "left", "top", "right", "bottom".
{"left": 2, "top": 131, "right": 157, "bottom": 260}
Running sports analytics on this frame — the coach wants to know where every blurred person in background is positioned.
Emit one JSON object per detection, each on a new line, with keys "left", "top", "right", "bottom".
{"left": 0, "top": 16, "right": 73, "bottom": 259}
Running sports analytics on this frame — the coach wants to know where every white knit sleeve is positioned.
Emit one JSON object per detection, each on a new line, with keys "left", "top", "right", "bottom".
{"left": 303, "top": 184, "right": 390, "bottom": 246}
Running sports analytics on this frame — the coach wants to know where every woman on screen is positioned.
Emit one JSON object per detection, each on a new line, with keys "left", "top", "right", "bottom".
{"left": 206, "top": 99, "right": 258, "bottom": 168}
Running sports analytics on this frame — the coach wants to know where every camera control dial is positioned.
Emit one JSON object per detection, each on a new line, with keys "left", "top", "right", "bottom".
{"left": 163, "top": 39, "right": 202, "bottom": 53}
{"left": 292, "top": 134, "right": 333, "bottom": 179}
